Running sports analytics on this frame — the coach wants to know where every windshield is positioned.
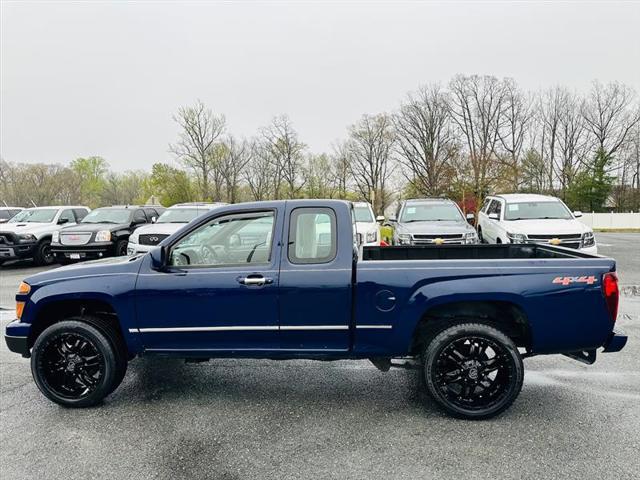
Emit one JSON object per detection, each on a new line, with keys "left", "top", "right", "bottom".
{"left": 504, "top": 201, "right": 573, "bottom": 220}
{"left": 400, "top": 203, "right": 463, "bottom": 222}
{"left": 81, "top": 209, "right": 132, "bottom": 224}
{"left": 157, "top": 208, "right": 203, "bottom": 224}
{"left": 354, "top": 206, "right": 374, "bottom": 223}
{"left": 9, "top": 209, "right": 57, "bottom": 223}
{"left": 0, "top": 209, "right": 19, "bottom": 221}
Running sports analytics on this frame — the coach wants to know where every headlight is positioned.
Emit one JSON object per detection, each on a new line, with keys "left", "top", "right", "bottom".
{"left": 464, "top": 232, "right": 479, "bottom": 244}
{"left": 17, "top": 234, "right": 36, "bottom": 243}
{"left": 582, "top": 232, "right": 595, "bottom": 248}
{"left": 507, "top": 233, "right": 527, "bottom": 244}
{"left": 397, "top": 234, "right": 411, "bottom": 245}
{"left": 95, "top": 230, "right": 111, "bottom": 242}
{"left": 366, "top": 231, "right": 377, "bottom": 243}
{"left": 52, "top": 231, "right": 60, "bottom": 243}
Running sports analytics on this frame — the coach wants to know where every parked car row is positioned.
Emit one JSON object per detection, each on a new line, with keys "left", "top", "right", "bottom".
{"left": 384, "top": 193, "right": 597, "bottom": 254}
{"left": 0, "top": 194, "right": 597, "bottom": 267}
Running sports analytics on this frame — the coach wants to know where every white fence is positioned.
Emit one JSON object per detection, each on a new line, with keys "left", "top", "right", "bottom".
{"left": 578, "top": 212, "right": 640, "bottom": 229}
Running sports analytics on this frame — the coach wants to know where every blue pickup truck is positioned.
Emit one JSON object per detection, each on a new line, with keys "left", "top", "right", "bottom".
{"left": 4, "top": 200, "right": 627, "bottom": 419}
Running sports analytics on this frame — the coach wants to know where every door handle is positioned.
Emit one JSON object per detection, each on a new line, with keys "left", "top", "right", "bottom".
{"left": 238, "top": 275, "right": 273, "bottom": 286}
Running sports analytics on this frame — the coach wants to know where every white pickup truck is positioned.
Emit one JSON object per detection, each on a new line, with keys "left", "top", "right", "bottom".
{"left": 0, "top": 206, "right": 90, "bottom": 266}
{"left": 477, "top": 194, "right": 597, "bottom": 254}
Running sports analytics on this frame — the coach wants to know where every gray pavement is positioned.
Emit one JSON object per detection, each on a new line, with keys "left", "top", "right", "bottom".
{"left": 0, "top": 234, "right": 639, "bottom": 479}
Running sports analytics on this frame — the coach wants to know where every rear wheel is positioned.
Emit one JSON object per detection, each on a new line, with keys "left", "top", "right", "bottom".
{"left": 477, "top": 227, "right": 484, "bottom": 243}
{"left": 422, "top": 322, "right": 523, "bottom": 419}
{"left": 31, "top": 320, "right": 125, "bottom": 407}
{"left": 34, "top": 240, "right": 55, "bottom": 266}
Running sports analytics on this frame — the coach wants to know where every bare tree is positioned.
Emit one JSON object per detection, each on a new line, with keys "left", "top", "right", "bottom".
{"left": 219, "top": 136, "right": 253, "bottom": 203}
{"left": 169, "top": 100, "right": 226, "bottom": 200}
{"left": 245, "top": 141, "right": 276, "bottom": 201}
{"left": 498, "top": 79, "right": 533, "bottom": 191}
{"left": 261, "top": 115, "right": 306, "bottom": 198}
{"left": 556, "top": 90, "right": 589, "bottom": 197}
{"left": 449, "top": 75, "right": 507, "bottom": 202}
{"left": 582, "top": 81, "right": 640, "bottom": 160}
{"left": 331, "top": 142, "right": 352, "bottom": 199}
{"left": 394, "top": 84, "right": 458, "bottom": 196}
{"left": 347, "top": 113, "right": 395, "bottom": 214}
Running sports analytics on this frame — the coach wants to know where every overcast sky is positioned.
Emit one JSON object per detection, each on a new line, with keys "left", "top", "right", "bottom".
{"left": 1, "top": 1, "right": 639, "bottom": 171}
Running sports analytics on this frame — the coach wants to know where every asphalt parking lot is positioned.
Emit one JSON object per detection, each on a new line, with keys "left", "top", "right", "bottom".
{"left": 1, "top": 233, "right": 639, "bottom": 479}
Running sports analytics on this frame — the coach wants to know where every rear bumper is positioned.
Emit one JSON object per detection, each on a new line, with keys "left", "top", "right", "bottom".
{"left": 602, "top": 328, "right": 627, "bottom": 353}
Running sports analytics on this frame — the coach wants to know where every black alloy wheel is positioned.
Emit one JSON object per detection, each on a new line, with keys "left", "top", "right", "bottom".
{"left": 31, "top": 320, "right": 120, "bottom": 407}
{"left": 37, "top": 332, "right": 104, "bottom": 398}
{"left": 423, "top": 323, "right": 524, "bottom": 419}
{"left": 35, "top": 240, "right": 55, "bottom": 266}
{"left": 116, "top": 239, "right": 128, "bottom": 256}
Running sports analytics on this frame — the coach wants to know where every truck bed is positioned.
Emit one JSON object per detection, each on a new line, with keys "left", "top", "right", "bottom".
{"left": 362, "top": 244, "right": 596, "bottom": 261}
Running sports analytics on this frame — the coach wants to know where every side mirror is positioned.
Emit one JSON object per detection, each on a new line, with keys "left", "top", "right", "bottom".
{"left": 573, "top": 211, "right": 583, "bottom": 218}
{"left": 376, "top": 215, "right": 385, "bottom": 223}
{"left": 151, "top": 216, "right": 157, "bottom": 223}
{"left": 149, "top": 245, "right": 166, "bottom": 270}
{"left": 58, "top": 218, "right": 69, "bottom": 225}
{"left": 488, "top": 213, "right": 499, "bottom": 220}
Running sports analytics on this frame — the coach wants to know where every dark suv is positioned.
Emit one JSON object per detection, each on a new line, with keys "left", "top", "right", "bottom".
{"left": 52, "top": 205, "right": 164, "bottom": 263}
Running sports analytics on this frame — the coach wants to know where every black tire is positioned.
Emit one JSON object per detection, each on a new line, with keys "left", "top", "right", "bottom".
{"left": 34, "top": 239, "right": 55, "bottom": 266}
{"left": 30, "top": 320, "right": 123, "bottom": 407}
{"left": 79, "top": 315, "right": 128, "bottom": 394}
{"left": 477, "top": 227, "right": 484, "bottom": 243}
{"left": 496, "top": 238, "right": 502, "bottom": 244}
{"left": 422, "top": 322, "right": 524, "bottom": 420}
{"left": 115, "top": 239, "right": 128, "bottom": 257}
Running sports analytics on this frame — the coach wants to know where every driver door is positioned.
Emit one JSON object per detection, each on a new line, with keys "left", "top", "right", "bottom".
{"left": 134, "top": 208, "right": 283, "bottom": 353}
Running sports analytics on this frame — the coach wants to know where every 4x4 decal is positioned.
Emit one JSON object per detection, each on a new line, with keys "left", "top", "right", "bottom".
{"left": 552, "top": 275, "right": 597, "bottom": 286}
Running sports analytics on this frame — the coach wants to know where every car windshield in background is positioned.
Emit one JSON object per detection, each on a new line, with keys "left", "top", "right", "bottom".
{"left": 504, "top": 201, "right": 573, "bottom": 220}
{"left": 354, "top": 206, "right": 374, "bottom": 223}
{"left": 0, "top": 209, "right": 18, "bottom": 221}
{"left": 8, "top": 209, "right": 57, "bottom": 223}
{"left": 157, "top": 208, "right": 202, "bottom": 223}
{"left": 82, "top": 209, "right": 132, "bottom": 224}
{"left": 400, "top": 203, "right": 463, "bottom": 222}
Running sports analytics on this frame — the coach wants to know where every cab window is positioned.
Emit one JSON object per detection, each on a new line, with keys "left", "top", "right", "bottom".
{"left": 288, "top": 207, "right": 337, "bottom": 264}
{"left": 170, "top": 211, "right": 275, "bottom": 267}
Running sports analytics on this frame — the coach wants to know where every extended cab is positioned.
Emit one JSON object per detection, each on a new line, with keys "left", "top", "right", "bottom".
{"left": 4, "top": 200, "right": 626, "bottom": 419}
{"left": 0, "top": 206, "right": 90, "bottom": 266}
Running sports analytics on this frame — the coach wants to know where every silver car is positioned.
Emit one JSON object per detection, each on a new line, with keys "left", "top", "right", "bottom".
{"left": 392, "top": 198, "right": 478, "bottom": 246}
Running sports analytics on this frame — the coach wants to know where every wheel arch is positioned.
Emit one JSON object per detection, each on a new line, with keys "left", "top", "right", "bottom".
{"left": 27, "top": 298, "right": 127, "bottom": 354}
{"left": 409, "top": 300, "right": 532, "bottom": 355}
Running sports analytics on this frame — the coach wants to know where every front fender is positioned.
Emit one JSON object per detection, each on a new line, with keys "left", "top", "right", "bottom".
{"left": 20, "top": 271, "right": 142, "bottom": 354}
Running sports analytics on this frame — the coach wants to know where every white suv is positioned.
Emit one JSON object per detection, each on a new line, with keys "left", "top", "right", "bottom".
{"left": 127, "top": 202, "right": 226, "bottom": 255}
{"left": 477, "top": 194, "right": 597, "bottom": 254}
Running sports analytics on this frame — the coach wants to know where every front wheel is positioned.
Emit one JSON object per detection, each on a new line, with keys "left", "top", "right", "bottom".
{"left": 31, "top": 320, "right": 121, "bottom": 407}
{"left": 34, "top": 240, "right": 55, "bottom": 266}
{"left": 422, "top": 322, "right": 524, "bottom": 419}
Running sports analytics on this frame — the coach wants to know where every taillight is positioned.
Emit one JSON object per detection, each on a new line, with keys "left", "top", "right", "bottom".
{"left": 602, "top": 272, "right": 619, "bottom": 323}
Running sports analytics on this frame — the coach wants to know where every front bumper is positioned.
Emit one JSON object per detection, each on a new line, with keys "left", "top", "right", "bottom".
{"left": 52, "top": 242, "right": 116, "bottom": 261}
{"left": 5, "top": 320, "right": 31, "bottom": 357}
{"left": 127, "top": 241, "right": 156, "bottom": 256}
{"left": 0, "top": 242, "right": 37, "bottom": 261}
